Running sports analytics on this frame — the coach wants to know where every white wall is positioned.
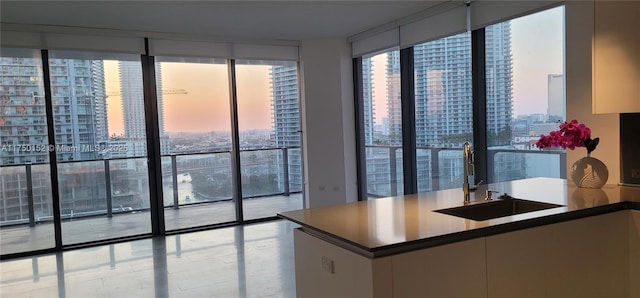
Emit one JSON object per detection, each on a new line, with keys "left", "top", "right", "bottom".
{"left": 565, "top": 1, "right": 621, "bottom": 184}
{"left": 299, "top": 38, "right": 358, "bottom": 208}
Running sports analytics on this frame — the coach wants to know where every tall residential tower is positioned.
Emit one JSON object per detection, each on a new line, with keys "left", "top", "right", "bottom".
{"left": 270, "top": 64, "right": 302, "bottom": 192}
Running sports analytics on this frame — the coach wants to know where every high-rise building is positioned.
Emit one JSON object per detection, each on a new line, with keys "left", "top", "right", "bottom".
{"left": 362, "top": 23, "right": 515, "bottom": 194}
{"left": 412, "top": 25, "right": 512, "bottom": 148}
{"left": 0, "top": 53, "right": 110, "bottom": 221}
{"left": 119, "top": 61, "right": 146, "bottom": 140}
{"left": 270, "top": 64, "right": 302, "bottom": 192}
{"left": 115, "top": 61, "right": 169, "bottom": 157}
{"left": 0, "top": 54, "right": 48, "bottom": 165}
{"left": 92, "top": 61, "right": 109, "bottom": 143}
{"left": 0, "top": 54, "right": 107, "bottom": 164}
{"left": 362, "top": 58, "right": 374, "bottom": 146}
{"left": 547, "top": 74, "right": 565, "bottom": 121}
{"left": 414, "top": 32, "right": 473, "bottom": 148}
{"left": 485, "top": 23, "right": 514, "bottom": 146}
{"left": 386, "top": 51, "right": 402, "bottom": 145}
{"left": 271, "top": 65, "right": 300, "bottom": 148}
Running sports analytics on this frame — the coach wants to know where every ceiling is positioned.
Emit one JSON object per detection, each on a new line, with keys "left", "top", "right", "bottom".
{"left": 1, "top": 1, "right": 448, "bottom": 42}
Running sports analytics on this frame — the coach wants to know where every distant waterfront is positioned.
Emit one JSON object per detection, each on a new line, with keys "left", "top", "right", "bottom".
{"left": 161, "top": 173, "right": 226, "bottom": 206}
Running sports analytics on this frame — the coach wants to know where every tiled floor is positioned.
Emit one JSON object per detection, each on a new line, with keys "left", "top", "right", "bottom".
{"left": 0, "top": 220, "right": 299, "bottom": 298}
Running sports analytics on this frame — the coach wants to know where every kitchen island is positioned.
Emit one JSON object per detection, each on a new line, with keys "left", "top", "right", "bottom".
{"left": 278, "top": 178, "right": 640, "bottom": 298}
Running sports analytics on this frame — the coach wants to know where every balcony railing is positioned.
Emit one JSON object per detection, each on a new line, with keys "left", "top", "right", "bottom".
{"left": 365, "top": 145, "right": 566, "bottom": 198}
{"left": 0, "top": 147, "right": 302, "bottom": 227}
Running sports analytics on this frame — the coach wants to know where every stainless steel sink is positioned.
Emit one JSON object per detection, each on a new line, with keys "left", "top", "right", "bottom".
{"left": 434, "top": 197, "right": 563, "bottom": 221}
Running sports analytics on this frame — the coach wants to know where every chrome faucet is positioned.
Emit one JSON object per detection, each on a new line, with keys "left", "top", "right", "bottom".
{"left": 463, "top": 142, "right": 481, "bottom": 203}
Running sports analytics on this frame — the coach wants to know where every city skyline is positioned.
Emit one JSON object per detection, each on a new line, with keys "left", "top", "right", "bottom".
{"left": 368, "top": 5, "right": 563, "bottom": 124}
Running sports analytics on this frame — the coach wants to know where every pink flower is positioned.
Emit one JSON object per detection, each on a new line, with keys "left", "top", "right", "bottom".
{"left": 534, "top": 120, "right": 598, "bottom": 154}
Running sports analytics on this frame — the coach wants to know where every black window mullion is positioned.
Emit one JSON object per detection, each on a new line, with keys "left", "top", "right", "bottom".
{"left": 141, "top": 38, "right": 165, "bottom": 235}
{"left": 471, "top": 29, "right": 488, "bottom": 184}
{"left": 400, "top": 48, "right": 417, "bottom": 195}
{"left": 227, "top": 59, "right": 243, "bottom": 222}
{"left": 353, "top": 57, "right": 367, "bottom": 201}
{"left": 41, "top": 49, "right": 63, "bottom": 249}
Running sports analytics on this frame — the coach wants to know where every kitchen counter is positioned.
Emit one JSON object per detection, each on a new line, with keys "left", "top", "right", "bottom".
{"left": 278, "top": 177, "right": 640, "bottom": 258}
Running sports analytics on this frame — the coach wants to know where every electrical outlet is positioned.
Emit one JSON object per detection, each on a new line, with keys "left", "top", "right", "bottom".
{"left": 631, "top": 168, "right": 640, "bottom": 179}
{"left": 321, "top": 256, "right": 334, "bottom": 274}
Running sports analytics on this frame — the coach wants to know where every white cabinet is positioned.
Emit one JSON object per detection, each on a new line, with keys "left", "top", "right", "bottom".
{"left": 293, "top": 229, "right": 393, "bottom": 298}
{"left": 391, "top": 238, "right": 487, "bottom": 298}
{"left": 294, "top": 229, "right": 486, "bottom": 298}
{"left": 486, "top": 211, "right": 629, "bottom": 298}
{"left": 544, "top": 211, "right": 628, "bottom": 297}
{"left": 592, "top": 1, "right": 640, "bottom": 113}
{"left": 293, "top": 211, "right": 637, "bottom": 297}
{"left": 486, "top": 225, "right": 549, "bottom": 297}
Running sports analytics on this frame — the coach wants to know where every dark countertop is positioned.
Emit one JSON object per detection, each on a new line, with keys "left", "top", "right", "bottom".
{"left": 278, "top": 178, "right": 640, "bottom": 258}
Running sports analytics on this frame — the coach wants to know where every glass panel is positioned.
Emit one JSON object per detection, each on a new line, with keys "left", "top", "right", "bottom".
{"left": 48, "top": 50, "right": 151, "bottom": 244}
{"left": 0, "top": 48, "right": 55, "bottom": 255}
{"left": 485, "top": 6, "right": 565, "bottom": 183}
{"left": 362, "top": 49, "right": 403, "bottom": 199}
{"left": 235, "top": 60, "right": 303, "bottom": 220}
{"left": 240, "top": 149, "right": 284, "bottom": 198}
{"left": 287, "top": 148, "right": 303, "bottom": 193}
{"left": 414, "top": 32, "right": 473, "bottom": 192}
{"left": 155, "top": 57, "right": 236, "bottom": 230}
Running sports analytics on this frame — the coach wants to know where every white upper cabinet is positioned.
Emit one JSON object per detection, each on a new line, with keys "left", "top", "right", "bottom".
{"left": 593, "top": 1, "right": 640, "bottom": 114}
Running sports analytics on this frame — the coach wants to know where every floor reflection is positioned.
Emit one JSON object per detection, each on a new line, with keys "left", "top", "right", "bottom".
{"left": 0, "top": 220, "right": 298, "bottom": 298}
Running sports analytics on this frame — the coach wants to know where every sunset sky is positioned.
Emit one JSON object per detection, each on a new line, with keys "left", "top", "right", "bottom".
{"left": 106, "top": 62, "right": 272, "bottom": 135}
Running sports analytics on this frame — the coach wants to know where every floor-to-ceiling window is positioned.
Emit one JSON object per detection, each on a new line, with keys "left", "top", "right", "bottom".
{"left": 362, "top": 49, "right": 403, "bottom": 199}
{"left": 355, "top": 5, "right": 565, "bottom": 197}
{"left": 485, "top": 6, "right": 566, "bottom": 183}
{"left": 414, "top": 32, "right": 473, "bottom": 192}
{"left": 0, "top": 48, "right": 55, "bottom": 255}
{"left": 48, "top": 51, "right": 152, "bottom": 245}
{"left": 235, "top": 60, "right": 303, "bottom": 220}
{"left": 155, "top": 57, "right": 236, "bottom": 230}
{"left": 1, "top": 40, "right": 303, "bottom": 258}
